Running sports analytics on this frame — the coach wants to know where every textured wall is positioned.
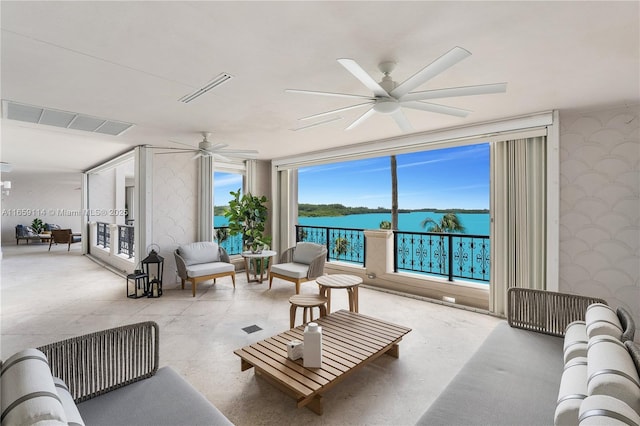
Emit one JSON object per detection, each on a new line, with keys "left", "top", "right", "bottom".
{"left": 151, "top": 152, "right": 198, "bottom": 283}
{"left": 559, "top": 105, "right": 640, "bottom": 329}
{"left": 0, "top": 172, "right": 82, "bottom": 244}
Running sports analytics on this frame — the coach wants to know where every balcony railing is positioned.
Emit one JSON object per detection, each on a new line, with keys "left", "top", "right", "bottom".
{"left": 394, "top": 231, "right": 490, "bottom": 283}
{"left": 118, "top": 225, "right": 134, "bottom": 258}
{"left": 295, "top": 225, "right": 365, "bottom": 266}
{"left": 97, "top": 222, "right": 110, "bottom": 248}
{"left": 215, "top": 226, "right": 243, "bottom": 255}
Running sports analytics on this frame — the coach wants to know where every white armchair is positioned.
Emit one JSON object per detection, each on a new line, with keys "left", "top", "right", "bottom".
{"left": 269, "top": 242, "right": 327, "bottom": 294}
{"left": 174, "top": 242, "right": 235, "bottom": 297}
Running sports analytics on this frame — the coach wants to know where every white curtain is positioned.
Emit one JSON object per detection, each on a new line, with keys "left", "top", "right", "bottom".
{"left": 198, "top": 156, "right": 213, "bottom": 242}
{"left": 490, "top": 136, "right": 547, "bottom": 316}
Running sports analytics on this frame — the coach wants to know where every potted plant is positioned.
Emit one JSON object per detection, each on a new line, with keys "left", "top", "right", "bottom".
{"left": 223, "top": 189, "right": 271, "bottom": 253}
{"left": 31, "top": 218, "right": 45, "bottom": 234}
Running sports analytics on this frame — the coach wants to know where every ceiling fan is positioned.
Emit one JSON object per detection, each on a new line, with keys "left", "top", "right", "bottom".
{"left": 154, "top": 132, "right": 258, "bottom": 162}
{"left": 286, "top": 46, "right": 507, "bottom": 132}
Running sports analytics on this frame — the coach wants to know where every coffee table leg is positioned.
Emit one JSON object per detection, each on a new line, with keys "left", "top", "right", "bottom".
{"left": 303, "top": 394, "right": 323, "bottom": 415}
{"left": 244, "top": 258, "right": 251, "bottom": 282}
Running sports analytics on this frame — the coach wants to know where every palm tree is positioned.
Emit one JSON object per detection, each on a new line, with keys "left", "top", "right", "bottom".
{"left": 390, "top": 155, "right": 398, "bottom": 231}
{"left": 421, "top": 212, "right": 466, "bottom": 233}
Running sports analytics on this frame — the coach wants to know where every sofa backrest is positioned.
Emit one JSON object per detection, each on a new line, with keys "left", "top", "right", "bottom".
{"left": 292, "top": 242, "right": 325, "bottom": 265}
{"left": 178, "top": 242, "right": 220, "bottom": 265}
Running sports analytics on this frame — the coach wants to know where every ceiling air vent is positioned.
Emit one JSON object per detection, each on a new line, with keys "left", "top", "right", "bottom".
{"left": 1, "top": 100, "right": 134, "bottom": 136}
{"left": 178, "top": 72, "right": 233, "bottom": 103}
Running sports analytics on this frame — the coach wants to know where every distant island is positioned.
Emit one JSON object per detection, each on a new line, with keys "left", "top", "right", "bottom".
{"left": 215, "top": 203, "right": 488, "bottom": 217}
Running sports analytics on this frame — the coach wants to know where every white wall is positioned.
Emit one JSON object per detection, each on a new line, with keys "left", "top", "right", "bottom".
{"left": 0, "top": 172, "right": 82, "bottom": 244}
{"left": 558, "top": 105, "right": 640, "bottom": 327}
{"left": 151, "top": 152, "right": 198, "bottom": 284}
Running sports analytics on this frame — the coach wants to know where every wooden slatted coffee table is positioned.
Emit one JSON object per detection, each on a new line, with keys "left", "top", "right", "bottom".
{"left": 233, "top": 309, "right": 411, "bottom": 415}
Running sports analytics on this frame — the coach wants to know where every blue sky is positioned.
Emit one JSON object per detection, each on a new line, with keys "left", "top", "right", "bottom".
{"left": 214, "top": 142, "right": 490, "bottom": 210}
{"left": 298, "top": 143, "right": 490, "bottom": 210}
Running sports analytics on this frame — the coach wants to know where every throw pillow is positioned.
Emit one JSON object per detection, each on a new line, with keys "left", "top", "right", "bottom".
{"left": 585, "top": 303, "right": 623, "bottom": 340}
{"left": 587, "top": 335, "right": 640, "bottom": 416}
{"left": 578, "top": 394, "right": 640, "bottom": 425}
{"left": 1, "top": 348, "right": 67, "bottom": 425}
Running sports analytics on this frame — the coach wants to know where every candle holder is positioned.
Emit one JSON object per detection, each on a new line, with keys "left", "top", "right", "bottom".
{"left": 126, "top": 270, "right": 148, "bottom": 299}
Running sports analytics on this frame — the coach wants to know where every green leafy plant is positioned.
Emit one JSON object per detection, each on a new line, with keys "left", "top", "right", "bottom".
{"left": 379, "top": 220, "right": 391, "bottom": 230}
{"left": 334, "top": 237, "right": 349, "bottom": 257}
{"left": 223, "top": 189, "right": 271, "bottom": 253}
{"left": 31, "top": 218, "right": 45, "bottom": 234}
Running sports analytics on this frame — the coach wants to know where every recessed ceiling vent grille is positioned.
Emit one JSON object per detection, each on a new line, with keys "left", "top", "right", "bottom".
{"left": 1, "top": 100, "right": 134, "bottom": 136}
{"left": 178, "top": 72, "right": 233, "bottom": 103}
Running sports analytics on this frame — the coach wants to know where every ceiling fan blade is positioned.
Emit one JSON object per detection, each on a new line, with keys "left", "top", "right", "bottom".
{"left": 212, "top": 153, "right": 231, "bottom": 162}
{"left": 337, "top": 59, "right": 389, "bottom": 97}
{"left": 391, "top": 46, "right": 472, "bottom": 99}
{"left": 299, "top": 102, "right": 374, "bottom": 121}
{"left": 400, "top": 82, "right": 507, "bottom": 102}
{"left": 402, "top": 101, "right": 471, "bottom": 118}
{"left": 286, "top": 89, "right": 374, "bottom": 100}
{"left": 391, "top": 109, "right": 413, "bottom": 132}
{"left": 208, "top": 142, "right": 228, "bottom": 150}
{"left": 291, "top": 116, "right": 343, "bottom": 131}
{"left": 216, "top": 149, "right": 259, "bottom": 158}
{"left": 346, "top": 107, "right": 376, "bottom": 130}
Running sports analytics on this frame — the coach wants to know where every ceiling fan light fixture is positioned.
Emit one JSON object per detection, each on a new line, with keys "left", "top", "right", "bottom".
{"left": 373, "top": 100, "right": 400, "bottom": 115}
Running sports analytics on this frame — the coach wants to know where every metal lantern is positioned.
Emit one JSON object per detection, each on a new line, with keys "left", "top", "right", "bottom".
{"left": 126, "top": 270, "right": 149, "bottom": 299}
{"left": 142, "top": 247, "right": 164, "bottom": 298}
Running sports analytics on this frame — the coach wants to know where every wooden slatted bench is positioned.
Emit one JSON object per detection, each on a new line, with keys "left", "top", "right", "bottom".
{"left": 233, "top": 309, "right": 412, "bottom": 415}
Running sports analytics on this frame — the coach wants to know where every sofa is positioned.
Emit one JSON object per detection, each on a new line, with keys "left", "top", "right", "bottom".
{"left": 174, "top": 241, "right": 236, "bottom": 297}
{"left": 0, "top": 321, "right": 233, "bottom": 425}
{"left": 15, "top": 225, "right": 42, "bottom": 244}
{"left": 417, "top": 288, "right": 640, "bottom": 426}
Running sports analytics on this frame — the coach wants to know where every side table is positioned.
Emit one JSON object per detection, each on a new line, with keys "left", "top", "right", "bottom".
{"left": 316, "top": 274, "right": 363, "bottom": 313}
{"left": 241, "top": 250, "right": 277, "bottom": 283}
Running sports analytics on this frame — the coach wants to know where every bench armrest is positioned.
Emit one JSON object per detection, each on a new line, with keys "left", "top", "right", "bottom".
{"left": 37, "top": 321, "right": 159, "bottom": 403}
{"left": 507, "top": 288, "right": 606, "bottom": 337}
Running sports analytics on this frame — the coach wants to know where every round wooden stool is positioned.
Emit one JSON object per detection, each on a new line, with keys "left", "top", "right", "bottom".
{"left": 288, "top": 294, "right": 328, "bottom": 329}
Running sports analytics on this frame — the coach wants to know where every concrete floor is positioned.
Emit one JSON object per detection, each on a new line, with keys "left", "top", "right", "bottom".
{"left": 1, "top": 243, "right": 501, "bottom": 425}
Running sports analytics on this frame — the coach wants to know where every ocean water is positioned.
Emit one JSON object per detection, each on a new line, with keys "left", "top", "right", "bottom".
{"left": 215, "top": 211, "right": 490, "bottom": 235}
{"left": 296, "top": 211, "right": 490, "bottom": 235}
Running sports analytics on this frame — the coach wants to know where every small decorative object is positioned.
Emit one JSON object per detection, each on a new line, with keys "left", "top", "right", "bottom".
{"left": 303, "top": 322, "right": 322, "bottom": 368}
{"left": 142, "top": 245, "right": 164, "bottom": 298}
{"left": 287, "top": 340, "right": 304, "bottom": 361}
{"left": 126, "top": 270, "right": 148, "bottom": 299}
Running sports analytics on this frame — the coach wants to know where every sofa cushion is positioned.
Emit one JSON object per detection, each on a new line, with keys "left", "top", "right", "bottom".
{"left": 587, "top": 335, "right": 640, "bottom": 415}
{"left": 555, "top": 356, "right": 588, "bottom": 426}
{"left": 586, "top": 303, "right": 623, "bottom": 340}
{"left": 53, "top": 377, "right": 85, "bottom": 426}
{"left": 77, "top": 366, "right": 233, "bottom": 426}
{"left": 1, "top": 348, "right": 68, "bottom": 425}
{"left": 271, "top": 262, "right": 310, "bottom": 279}
{"left": 416, "top": 322, "right": 564, "bottom": 426}
{"left": 178, "top": 242, "right": 220, "bottom": 265}
{"left": 564, "top": 321, "right": 588, "bottom": 364}
{"left": 185, "top": 262, "right": 234, "bottom": 278}
{"left": 578, "top": 395, "right": 640, "bottom": 426}
{"left": 292, "top": 242, "right": 323, "bottom": 265}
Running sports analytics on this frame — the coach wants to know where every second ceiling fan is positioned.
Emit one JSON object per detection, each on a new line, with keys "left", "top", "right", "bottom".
{"left": 286, "top": 46, "right": 507, "bottom": 132}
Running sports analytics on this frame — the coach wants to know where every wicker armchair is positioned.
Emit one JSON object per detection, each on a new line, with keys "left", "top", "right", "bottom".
{"left": 269, "top": 242, "right": 327, "bottom": 294}
{"left": 174, "top": 242, "right": 235, "bottom": 297}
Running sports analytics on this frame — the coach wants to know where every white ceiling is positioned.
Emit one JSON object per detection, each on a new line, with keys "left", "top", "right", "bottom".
{"left": 1, "top": 1, "right": 638, "bottom": 176}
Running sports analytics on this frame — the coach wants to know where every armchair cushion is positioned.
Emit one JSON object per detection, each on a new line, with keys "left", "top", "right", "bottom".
{"left": 271, "top": 262, "right": 311, "bottom": 279}
{"left": 177, "top": 242, "right": 220, "bottom": 265}
{"left": 292, "top": 242, "right": 324, "bottom": 265}
{"left": 186, "top": 262, "right": 234, "bottom": 278}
